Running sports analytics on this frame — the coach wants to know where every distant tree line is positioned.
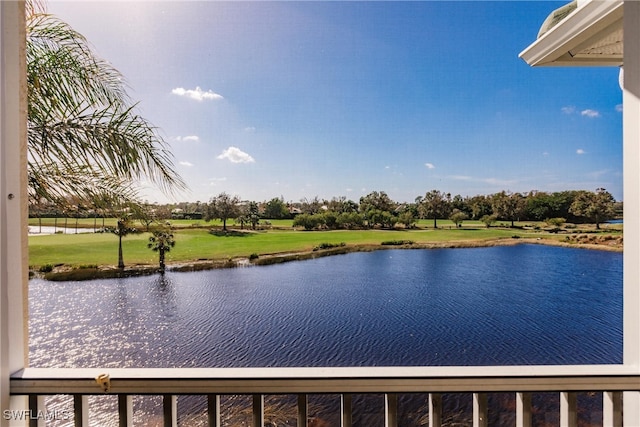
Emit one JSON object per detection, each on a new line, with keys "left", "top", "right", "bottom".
{"left": 29, "top": 188, "right": 621, "bottom": 231}
{"left": 193, "top": 188, "right": 620, "bottom": 231}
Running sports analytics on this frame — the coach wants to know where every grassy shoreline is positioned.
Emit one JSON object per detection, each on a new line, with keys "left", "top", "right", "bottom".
{"left": 29, "top": 222, "right": 623, "bottom": 281}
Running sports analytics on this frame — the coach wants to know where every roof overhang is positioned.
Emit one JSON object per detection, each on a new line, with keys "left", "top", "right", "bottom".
{"left": 519, "top": 0, "right": 623, "bottom": 67}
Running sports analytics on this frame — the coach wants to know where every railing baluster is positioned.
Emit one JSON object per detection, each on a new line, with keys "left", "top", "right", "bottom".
{"left": 473, "top": 393, "right": 487, "bottom": 427}
{"left": 560, "top": 392, "right": 577, "bottom": 427}
{"left": 27, "top": 395, "right": 46, "bottom": 427}
{"left": 253, "top": 394, "right": 264, "bottom": 427}
{"left": 341, "top": 393, "right": 352, "bottom": 427}
{"left": 385, "top": 393, "right": 398, "bottom": 427}
{"left": 118, "top": 394, "right": 133, "bottom": 427}
{"left": 163, "top": 394, "right": 177, "bottom": 427}
{"left": 603, "top": 391, "right": 623, "bottom": 427}
{"left": 73, "top": 394, "right": 88, "bottom": 427}
{"left": 429, "top": 393, "right": 442, "bottom": 427}
{"left": 208, "top": 394, "right": 221, "bottom": 427}
{"left": 297, "top": 394, "right": 308, "bottom": 427}
{"left": 27, "top": 395, "right": 36, "bottom": 427}
{"left": 516, "top": 392, "right": 532, "bottom": 427}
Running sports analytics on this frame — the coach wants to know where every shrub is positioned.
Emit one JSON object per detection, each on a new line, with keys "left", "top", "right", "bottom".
{"left": 381, "top": 240, "right": 414, "bottom": 246}
{"left": 77, "top": 264, "right": 98, "bottom": 269}
{"left": 322, "top": 212, "right": 338, "bottom": 229}
{"left": 545, "top": 217, "right": 566, "bottom": 228}
{"left": 249, "top": 253, "right": 259, "bottom": 260}
{"left": 313, "top": 242, "right": 346, "bottom": 251}
{"left": 480, "top": 214, "right": 498, "bottom": 228}
{"left": 336, "top": 212, "right": 365, "bottom": 229}
{"left": 39, "top": 264, "right": 54, "bottom": 273}
{"left": 293, "top": 213, "right": 325, "bottom": 230}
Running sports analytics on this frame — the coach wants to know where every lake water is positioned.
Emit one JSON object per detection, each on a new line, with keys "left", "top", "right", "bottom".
{"left": 29, "top": 244, "right": 623, "bottom": 369}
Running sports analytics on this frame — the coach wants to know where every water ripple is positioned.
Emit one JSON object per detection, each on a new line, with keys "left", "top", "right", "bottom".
{"left": 30, "top": 245, "right": 622, "bottom": 369}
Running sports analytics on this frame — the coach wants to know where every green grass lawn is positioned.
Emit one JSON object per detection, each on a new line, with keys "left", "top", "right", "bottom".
{"left": 28, "top": 216, "right": 623, "bottom": 269}
{"left": 28, "top": 224, "right": 559, "bottom": 269}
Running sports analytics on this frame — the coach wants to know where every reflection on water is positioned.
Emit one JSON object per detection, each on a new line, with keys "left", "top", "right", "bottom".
{"left": 28, "top": 225, "right": 96, "bottom": 235}
{"left": 30, "top": 244, "right": 623, "bottom": 369}
{"left": 29, "top": 245, "right": 623, "bottom": 425}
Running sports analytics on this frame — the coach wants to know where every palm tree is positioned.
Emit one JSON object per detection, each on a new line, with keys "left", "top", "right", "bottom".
{"left": 148, "top": 224, "right": 175, "bottom": 274}
{"left": 107, "top": 217, "right": 137, "bottom": 269}
{"left": 25, "top": 1, "right": 186, "bottom": 207}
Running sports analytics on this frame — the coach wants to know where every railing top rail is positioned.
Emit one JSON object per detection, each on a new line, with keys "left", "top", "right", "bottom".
{"left": 11, "top": 366, "right": 640, "bottom": 395}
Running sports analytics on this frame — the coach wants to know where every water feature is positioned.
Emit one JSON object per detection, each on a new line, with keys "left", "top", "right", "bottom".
{"left": 28, "top": 225, "right": 97, "bottom": 235}
{"left": 29, "top": 244, "right": 622, "bottom": 369}
{"left": 28, "top": 244, "right": 622, "bottom": 425}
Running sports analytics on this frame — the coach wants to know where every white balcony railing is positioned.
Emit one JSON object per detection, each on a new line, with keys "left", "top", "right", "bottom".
{"left": 4, "top": 2, "right": 640, "bottom": 426}
{"left": 10, "top": 365, "right": 640, "bottom": 426}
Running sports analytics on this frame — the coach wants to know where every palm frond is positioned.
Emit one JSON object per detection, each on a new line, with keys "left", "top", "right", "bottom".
{"left": 28, "top": 162, "right": 141, "bottom": 210}
{"left": 26, "top": 3, "right": 187, "bottom": 208}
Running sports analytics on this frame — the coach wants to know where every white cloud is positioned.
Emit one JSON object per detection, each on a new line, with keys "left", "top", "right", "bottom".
{"left": 425, "top": 163, "right": 435, "bottom": 169}
{"left": 562, "top": 106, "right": 601, "bottom": 118}
{"left": 244, "top": 126, "right": 256, "bottom": 133}
{"left": 581, "top": 109, "right": 600, "bottom": 118}
{"left": 171, "top": 86, "right": 224, "bottom": 101}
{"left": 179, "top": 161, "right": 193, "bottom": 167}
{"left": 217, "top": 146, "right": 255, "bottom": 163}
{"left": 577, "top": 149, "right": 586, "bottom": 155}
{"left": 450, "top": 175, "right": 472, "bottom": 181}
{"left": 542, "top": 152, "right": 549, "bottom": 156}
{"left": 616, "top": 104, "right": 623, "bottom": 113}
{"left": 176, "top": 135, "right": 200, "bottom": 142}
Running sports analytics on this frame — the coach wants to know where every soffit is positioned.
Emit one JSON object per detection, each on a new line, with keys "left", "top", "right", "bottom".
{"left": 519, "top": 0, "right": 623, "bottom": 67}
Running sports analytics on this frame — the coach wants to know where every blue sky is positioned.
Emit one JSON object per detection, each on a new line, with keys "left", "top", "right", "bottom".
{"left": 48, "top": 1, "right": 623, "bottom": 204}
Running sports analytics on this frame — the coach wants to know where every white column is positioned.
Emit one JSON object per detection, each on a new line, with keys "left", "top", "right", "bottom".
{"left": 624, "top": 0, "right": 640, "bottom": 425}
{"left": 0, "top": 1, "right": 28, "bottom": 426}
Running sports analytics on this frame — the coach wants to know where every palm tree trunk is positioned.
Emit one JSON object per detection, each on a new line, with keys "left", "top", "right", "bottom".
{"left": 159, "top": 249, "right": 165, "bottom": 274}
{"left": 118, "top": 234, "right": 124, "bottom": 269}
